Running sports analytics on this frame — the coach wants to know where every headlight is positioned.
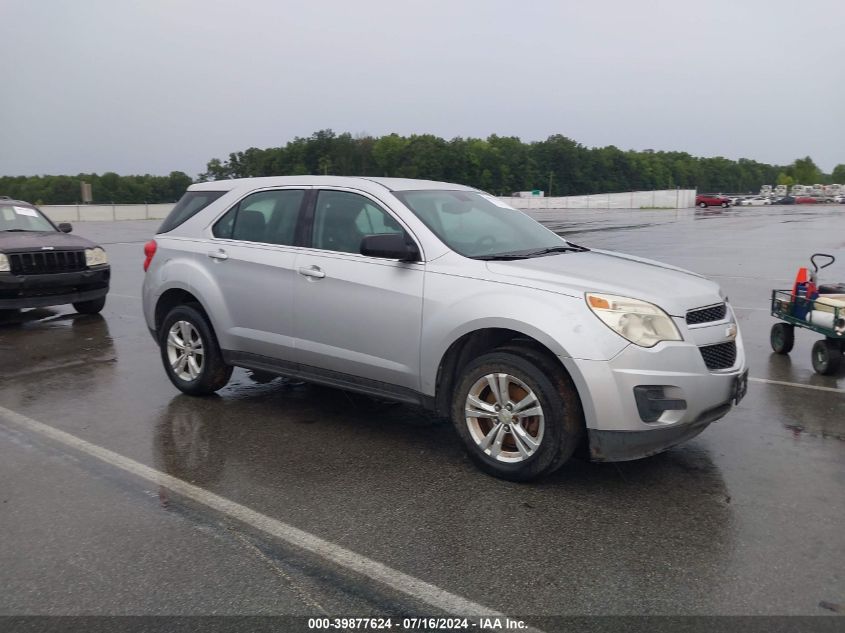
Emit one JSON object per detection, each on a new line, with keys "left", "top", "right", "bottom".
{"left": 0, "top": 253, "right": 9, "bottom": 273}
{"left": 85, "top": 247, "right": 108, "bottom": 267}
{"left": 586, "top": 293, "right": 683, "bottom": 348}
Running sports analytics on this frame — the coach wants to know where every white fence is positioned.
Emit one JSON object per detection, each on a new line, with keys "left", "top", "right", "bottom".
{"left": 38, "top": 189, "right": 696, "bottom": 223}
{"left": 503, "top": 189, "right": 696, "bottom": 210}
{"left": 40, "top": 203, "right": 174, "bottom": 223}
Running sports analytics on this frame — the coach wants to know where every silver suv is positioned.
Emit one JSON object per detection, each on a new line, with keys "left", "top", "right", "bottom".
{"left": 142, "top": 177, "right": 747, "bottom": 481}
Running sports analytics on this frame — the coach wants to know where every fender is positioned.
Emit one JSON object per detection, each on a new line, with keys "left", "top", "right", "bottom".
{"left": 419, "top": 277, "right": 628, "bottom": 396}
{"left": 146, "top": 251, "right": 234, "bottom": 348}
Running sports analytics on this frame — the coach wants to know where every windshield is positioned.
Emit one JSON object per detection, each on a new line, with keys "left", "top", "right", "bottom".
{"left": 0, "top": 203, "right": 55, "bottom": 232}
{"left": 394, "top": 190, "right": 569, "bottom": 258}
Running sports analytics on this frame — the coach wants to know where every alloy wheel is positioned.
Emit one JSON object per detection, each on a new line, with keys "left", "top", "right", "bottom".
{"left": 166, "top": 320, "right": 205, "bottom": 381}
{"left": 464, "top": 373, "right": 545, "bottom": 463}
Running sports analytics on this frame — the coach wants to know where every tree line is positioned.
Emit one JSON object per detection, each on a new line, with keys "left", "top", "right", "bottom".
{"left": 0, "top": 171, "right": 193, "bottom": 205}
{"left": 2, "top": 131, "right": 843, "bottom": 204}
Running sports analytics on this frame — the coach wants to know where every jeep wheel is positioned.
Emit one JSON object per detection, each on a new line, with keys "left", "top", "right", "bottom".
{"left": 159, "top": 304, "right": 232, "bottom": 395}
{"left": 73, "top": 297, "right": 106, "bottom": 314}
{"left": 451, "top": 347, "right": 583, "bottom": 481}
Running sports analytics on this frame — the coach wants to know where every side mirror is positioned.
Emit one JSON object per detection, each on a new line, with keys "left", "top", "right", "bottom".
{"left": 58, "top": 222, "right": 73, "bottom": 233}
{"left": 360, "top": 233, "right": 420, "bottom": 262}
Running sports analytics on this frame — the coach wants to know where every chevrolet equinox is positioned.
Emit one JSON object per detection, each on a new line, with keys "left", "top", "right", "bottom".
{"left": 142, "top": 177, "right": 747, "bottom": 481}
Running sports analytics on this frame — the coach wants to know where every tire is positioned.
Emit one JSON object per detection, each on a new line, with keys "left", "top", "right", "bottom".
{"left": 73, "top": 296, "right": 106, "bottom": 314}
{"left": 770, "top": 323, "right": 795, "bottom": 354}
{"left": 699, "top": 202, "right": 707, "bottom": 208}
{"left": 159, "top": 304, "right": 233, "bottom": 395}
{"left": 721, "top": 202, "right": 729, "bottom": 208}
{"left": 450, "top": 346, "right": 584, "bottom": 481}
{"left": 811, "top": 339, "right": 842, "bottom": 376}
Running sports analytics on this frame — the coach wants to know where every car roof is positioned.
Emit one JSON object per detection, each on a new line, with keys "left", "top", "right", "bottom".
{"left": 188, "top": 176, "right": 478, "bottom": 194}
{"left": 0, "top": 196, "right": 34, "bottom": 206}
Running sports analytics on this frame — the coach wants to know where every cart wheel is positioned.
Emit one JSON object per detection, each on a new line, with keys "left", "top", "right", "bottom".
{"left": 811, "top": 339, "right": 842, "bottom": 375}
{"left": 770, "top": 323, "right": 794, "bottom": 354}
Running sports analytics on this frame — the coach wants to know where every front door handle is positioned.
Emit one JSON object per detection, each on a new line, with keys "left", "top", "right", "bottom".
{"left": 298, "top": 265, "right": 326, "bottom": 279}
{"left": 207, "top": 249, "right": 228, "bottom": 261}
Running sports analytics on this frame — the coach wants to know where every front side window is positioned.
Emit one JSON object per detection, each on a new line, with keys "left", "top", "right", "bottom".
{"left": 312, "top": 191, "right": 403, "bottom": 254}
{"left": 0, "top": 204, "right": 55, "bottom": 232}
{"left": 213, "top": 189, "right": 305, "bottom": 245}
{"left": 395, "top": 190, "right": 568, "bottom": 259}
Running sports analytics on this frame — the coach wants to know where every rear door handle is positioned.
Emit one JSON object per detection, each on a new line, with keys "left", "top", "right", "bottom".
{"left": 207, "top": 249, "right": 228, "bottom": 261}
{"left": 298, "top": 265, "right": 326, "bottom": 279}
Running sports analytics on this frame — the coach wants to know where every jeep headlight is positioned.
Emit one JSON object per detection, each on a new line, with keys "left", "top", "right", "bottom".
{"left": 0, "top": 253, "right": 8, "bottom": 273}
{"left": 85, "top": 247, "right": 108, "bottom": 267}
{"left": 586, "top": 293, "right": 683, "bottom": 348}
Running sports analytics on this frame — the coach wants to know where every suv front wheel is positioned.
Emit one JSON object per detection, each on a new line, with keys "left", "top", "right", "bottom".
{"left": 73, "top": 297, "right": 106, "bottom": 314}
{"left": 451, "top": 347, "right": 584, "bottom": 481}
{"left": 159, "top": 304, "right": 233, "bottom": 395}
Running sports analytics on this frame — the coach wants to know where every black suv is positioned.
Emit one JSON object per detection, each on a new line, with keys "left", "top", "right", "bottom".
{"left": 0, "top": 197, "right": 110, "bottom": 313}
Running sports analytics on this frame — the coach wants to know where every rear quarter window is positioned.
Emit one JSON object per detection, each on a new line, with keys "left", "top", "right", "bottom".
{"left": 157, "top": 191, "right": 226, "bottom": 234}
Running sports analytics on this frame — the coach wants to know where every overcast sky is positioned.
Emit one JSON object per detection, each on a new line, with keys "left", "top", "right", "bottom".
{"left": 1, "top": 0, "right": 843, "bottom": 177}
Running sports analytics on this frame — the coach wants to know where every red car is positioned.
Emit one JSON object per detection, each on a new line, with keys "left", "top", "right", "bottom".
{"left": 696, "top": 194, "right": 731, "bottom": 208}
{"left": 795, "top": 196, "right": 818, "bottom": 204}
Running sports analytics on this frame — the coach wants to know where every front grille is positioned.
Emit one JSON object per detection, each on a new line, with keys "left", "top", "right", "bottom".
{"left": 699, "top": 341, "right": 737, "bottom": 370}
{"left": 7, "top": 250, "right": 86, "bottom": 275}
{"left": 686, "top": 303, "right": 727, "bottom": 325}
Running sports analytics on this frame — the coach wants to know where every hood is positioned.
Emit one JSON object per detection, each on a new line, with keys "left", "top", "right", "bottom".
{"left": 485, "top": 249, "right": 721, "bottom": 316}
{"left": 0, "top": 231, "right": 97, "bottom": 253}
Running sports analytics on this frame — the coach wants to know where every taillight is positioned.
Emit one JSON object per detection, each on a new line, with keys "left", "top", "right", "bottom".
{"left": 143, "top": 239, "right": 157, "bottom": 272}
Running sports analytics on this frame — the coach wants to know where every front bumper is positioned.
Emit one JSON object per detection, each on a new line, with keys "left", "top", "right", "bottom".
{"left": 0, "top": 267, "right": 110, "bottom": 309}
{"left": 563, "top": 331, "right": 747, "bottom": 462}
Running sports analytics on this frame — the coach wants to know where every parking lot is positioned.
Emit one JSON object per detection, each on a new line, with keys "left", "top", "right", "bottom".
{"left": 1, "top": 205, "right": 843, "bottom": 621}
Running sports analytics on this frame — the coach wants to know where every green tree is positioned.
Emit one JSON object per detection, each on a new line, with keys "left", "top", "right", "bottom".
{"left": 791, "top": 156, "right": 823, "bottom": 184}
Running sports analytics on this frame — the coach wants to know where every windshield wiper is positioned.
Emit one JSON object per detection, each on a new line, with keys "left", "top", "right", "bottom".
{"left": 521, "top": 244, "right": 589, "bottom": 257}
{"left": 0, "top": 229, "right": 39, "bottom": 232}
{"left": 472, "top": 243, "right": 590, "bottom": 261}
{"left": 472, "top": 253, "right": 532, "bottom": 261}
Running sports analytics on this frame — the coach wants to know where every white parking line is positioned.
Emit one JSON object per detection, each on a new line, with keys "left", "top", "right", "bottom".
{"left": 0, "top": 405, "right": 509, "bottom": 620}
{"left": 749, "top": 377, "right": 845, "bottom": 394}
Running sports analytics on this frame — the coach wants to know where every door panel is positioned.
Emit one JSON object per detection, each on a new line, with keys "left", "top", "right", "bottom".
{"left": 293, "top": 251, "right": 424, "bottom": 389}
{"left": 292, "top": 189, "right": 424, "bottom": 390}
{"left": 208, "top": 188, "right": 306, "bottom": 360}
{"left": 209, "top": 242, "right": 299, "bottom": 359}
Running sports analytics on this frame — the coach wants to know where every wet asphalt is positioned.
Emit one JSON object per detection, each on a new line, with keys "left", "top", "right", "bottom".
{"left": 0, "top": 205, "right": 843, "bottom": 618}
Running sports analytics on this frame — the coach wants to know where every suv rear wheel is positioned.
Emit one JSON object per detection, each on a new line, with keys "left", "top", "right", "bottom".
{"left": 451, "top": 346, "right": 584, "bottom": 481}
{"left": 159, "top": 304, "right": 233, "bottom": 395}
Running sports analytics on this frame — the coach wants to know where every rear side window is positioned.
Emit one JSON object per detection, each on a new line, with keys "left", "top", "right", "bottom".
{"left": 213, "top": 189, "right": 305, "bottom": 245}
{"left": 157, "top": 191, "right": 226, "bottom": 234}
